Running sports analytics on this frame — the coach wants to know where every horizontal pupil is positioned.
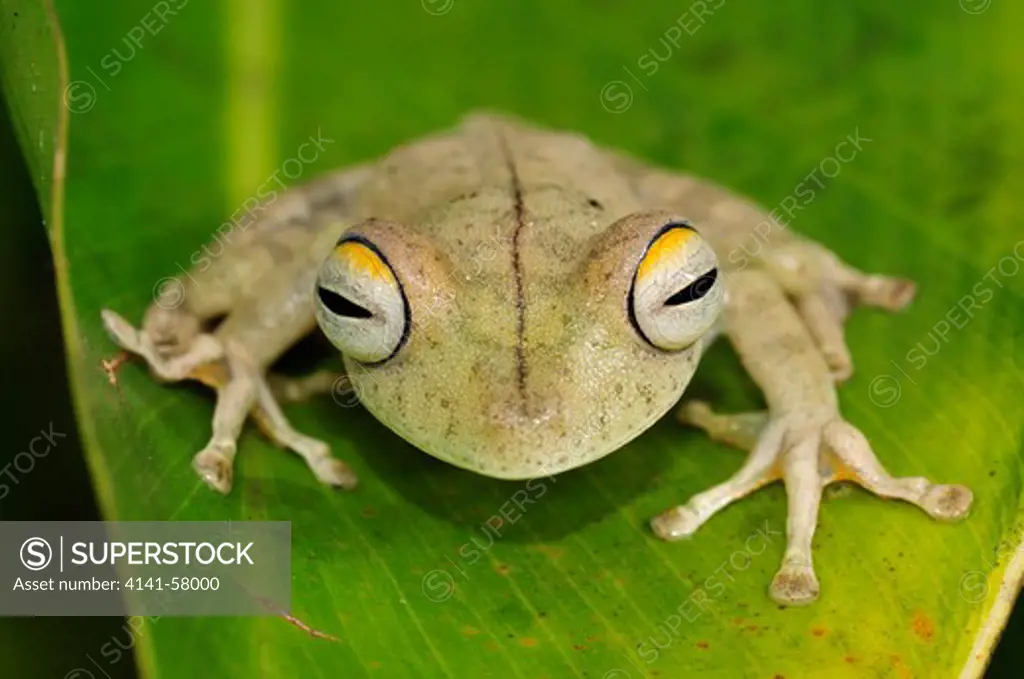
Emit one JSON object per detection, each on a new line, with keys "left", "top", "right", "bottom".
{"left": 665, "top": 268, "right": 718, "bottom": 306}
{"left": 318, "top": 287, "right": 373, "bottom": 319}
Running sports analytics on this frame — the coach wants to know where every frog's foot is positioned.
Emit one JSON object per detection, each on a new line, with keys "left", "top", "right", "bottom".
{"left": 101, "top": 309, "right": 224, "bottom": 381}
{"left": 652, "top": 401, "right": 973, "bottom": 606}
{"left": 764, "top": 243, "right": 916, "bottom": 382}
{"left": 100, "top": 309, "right": 357, "bottom": 494}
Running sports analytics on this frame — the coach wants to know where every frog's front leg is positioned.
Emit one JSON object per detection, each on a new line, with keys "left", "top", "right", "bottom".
{"left": 650, "top": 269, "right": 973, "bottom": 606}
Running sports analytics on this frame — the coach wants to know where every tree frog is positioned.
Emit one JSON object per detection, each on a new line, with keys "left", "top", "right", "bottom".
{"left": 101, "top": 112, "right": 972, "bottom": 605}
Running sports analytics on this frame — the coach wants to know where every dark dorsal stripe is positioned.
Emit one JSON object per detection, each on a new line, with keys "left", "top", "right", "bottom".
{"left": 497, "top": 130, "right": 529, "bottom": 408}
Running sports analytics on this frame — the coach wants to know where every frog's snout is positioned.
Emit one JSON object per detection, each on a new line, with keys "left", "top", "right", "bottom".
{"left": 486, "top": 396, "right": 563, "bottom": 434}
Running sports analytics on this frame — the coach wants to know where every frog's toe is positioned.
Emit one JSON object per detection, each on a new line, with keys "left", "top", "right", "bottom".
{"left": 251, "top": 384, "right": 358, "bottom": 491}
{"left": 769, "top": 561, "right": 820, "bottom": 606}
{"left": 775, "top": 242, "right": 917, "bottom": 312}
{"left": 791, "top": 290, "right": 856, "bottom": 383}
{"left": 676, "top": 400, "right": 714, "bottom": 426}
{"left": 268, "top": 370, "right": 350, "bottom": 403}
{"left": 192, "top": 443, "right": 236, "bottom": 495}
{"left": 312, "top": 457, "right": 359, "bottom": 490}
{"left": 100, "top": 309, "right": 143, "bottom": 352}
{"left": 676, "top": 401, "right": 769, "bottom": 452}
{"left": 920, "top": 483, "right": 973, "bottom": 522}
{"left": 650, "top": 506, "right": 703, "bottom": 541}
{"left": 858, "top": 275, "right": 916, "bottom": 311}
{"left": 824, "top": 420, "right": 974, "bottom": 521}
{"left": 822, "top": 345, "right": 853, "bottom": 382}
{"left": 804, "top": 273, "right": 915, "bottom": 377}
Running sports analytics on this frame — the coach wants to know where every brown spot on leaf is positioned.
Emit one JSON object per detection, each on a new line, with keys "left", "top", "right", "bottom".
{"left": 844, "top": 656, "right": 857, "bottom": 664}
{"left": 100, "top": 351, "right": 131, "bottom": 402}
{"left": 533, "top": 544, "right": 566, "bottom": 559}
{"left": 360, "top": 506, "right": 376, "bottom": 518}
{"left": 519, "top": 637, "right": 538, "bottom": 647}
{"left": 572, "top": 644, "right": 586, "bottom": 651}
{"left": 912, "top": 611, "right": 935, "bottom": 642}
{"left": 496, "top": 563, "right": 511, "bottom": 575}
{"left": 696, "top": 641, "right": 709, "bottom": 649}
{"left": 462, "top": 626, "right": 480, "bottom": 636}
{"left": 811, "top": 626, "right": 827, "bottom": 637}
{"left": 890, "top": 655, "right": 914, "bottom": 679}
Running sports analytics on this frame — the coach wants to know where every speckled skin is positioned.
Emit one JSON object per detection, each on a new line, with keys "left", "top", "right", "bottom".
{"left": 101, "top": 112, "right": 973, "bottom": 606}
{"left": 330, "top": 116, "right": 719, "bottom": 478}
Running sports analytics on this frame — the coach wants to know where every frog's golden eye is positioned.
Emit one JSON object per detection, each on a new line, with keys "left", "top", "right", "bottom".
{"left": 629, "top": 222, "right": 724, "bottom": 351}
{"left": 314, "top": 236, "right": 410, "bottom": 364}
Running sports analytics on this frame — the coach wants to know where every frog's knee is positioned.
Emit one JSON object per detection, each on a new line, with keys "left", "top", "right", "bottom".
{"left": 143, "top": 304, "right": 201, "bottom": 358}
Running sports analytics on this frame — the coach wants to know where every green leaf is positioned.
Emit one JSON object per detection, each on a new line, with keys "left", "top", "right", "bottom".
{"left": 2, "top": 0, "right": 1022, "bottom": 677}
{"left": 0, "top": 26, "right": 137, "bottom": 679}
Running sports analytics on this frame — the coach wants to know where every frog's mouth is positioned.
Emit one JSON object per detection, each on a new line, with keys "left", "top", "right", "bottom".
{"left": 419, "top": 401, "right": 670, "bottom": 482}
{"left": 372, "top": 351, "right": 700, "bottom": 483}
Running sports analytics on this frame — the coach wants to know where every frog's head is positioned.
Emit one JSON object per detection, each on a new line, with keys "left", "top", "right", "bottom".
{"left": 313, "top": 210, "right": 724, "bottom": 479}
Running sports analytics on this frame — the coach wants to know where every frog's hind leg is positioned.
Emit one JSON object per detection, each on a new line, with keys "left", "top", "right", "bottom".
{"left": 763, "top": 241, "right": 916, "bottom": 382}
{"left": 140, "top": 165, "right": 372, "bottom": 359}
